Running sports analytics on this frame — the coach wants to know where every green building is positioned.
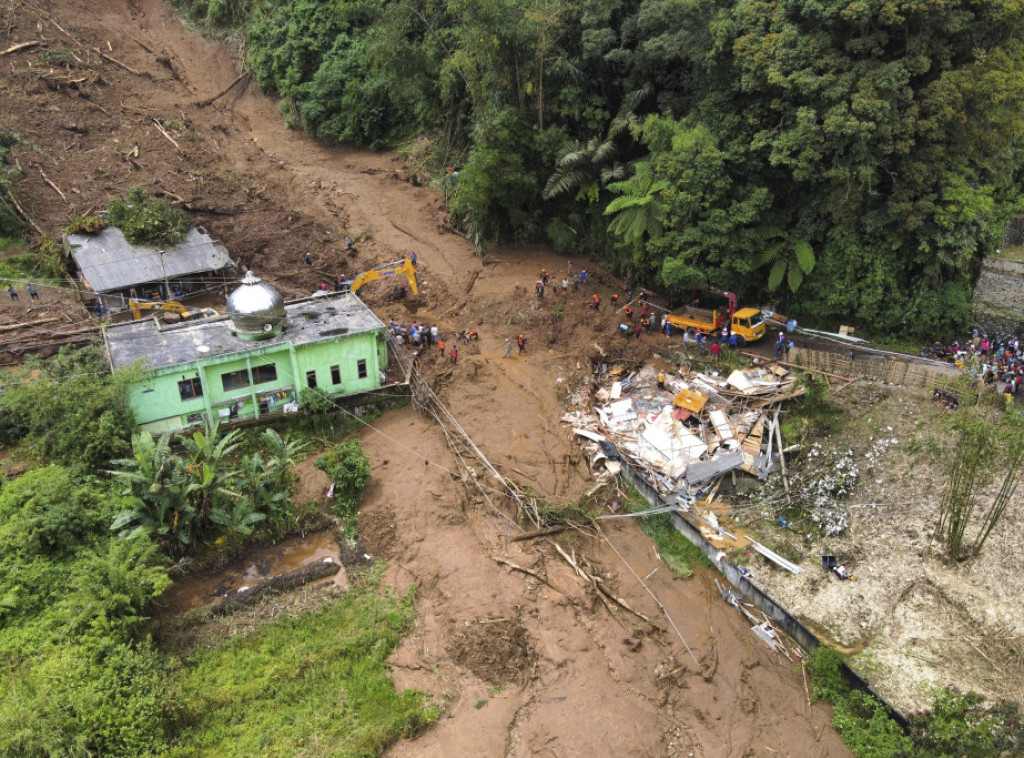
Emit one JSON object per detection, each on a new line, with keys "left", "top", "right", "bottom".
{"left": 104, "top": 273, "right": 393, "bottom": 433}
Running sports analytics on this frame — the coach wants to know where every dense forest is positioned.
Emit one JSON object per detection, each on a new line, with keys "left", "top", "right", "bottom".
{"left": 172, "top": 0, "right": 1024, "bottom": 337}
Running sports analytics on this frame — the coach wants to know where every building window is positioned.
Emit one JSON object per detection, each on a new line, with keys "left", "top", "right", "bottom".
{"left": 306, "top": 370, "right": 317, "bottom": 388}
{"left": 252, "top": 363, "right": 278, "bottom": 384}
{"left": 178, "top": 377, "right": 203, "bottom": 401}
{"left": 330, "top": 365, "right": 342, "bottom": 385}
{"left": 221, "top": 369, "right": 251, "bottom": 392}
{"left": 357, "top": 359, "right": 367, "bottom": 379}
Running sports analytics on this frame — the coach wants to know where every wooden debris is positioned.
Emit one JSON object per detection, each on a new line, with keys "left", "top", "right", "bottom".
{"left": 151, "top": 118, "right": 180, "bottom": 150}
{"left": 509, "top": 525, "right": 569, "bottom": 542}
{"left": 37, "top": 167, "right": 67, "bottom": 202}
{"left": 6, "top": 191, "right": 44, "bottom": 235}
{"left": 94, "top": 47, "right": 141, "bottom": 76}
{"left": 492, "top": 555, "right": 563, "bottom": 595}
{"left": 0, "top": 316, "right": 62, "bottom": 333}
{"left": 1, "top": 41, "right": 38, "bottom": 56}
{"left": 196, "top": 72, "right": 249, "bottom": 107}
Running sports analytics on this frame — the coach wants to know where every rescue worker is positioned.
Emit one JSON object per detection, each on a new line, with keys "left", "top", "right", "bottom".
{"left": 517, "top": 334, "right": 526, "bottom": 354}
{"left": 593, "top": 293, "right": 600, "bottom": 311}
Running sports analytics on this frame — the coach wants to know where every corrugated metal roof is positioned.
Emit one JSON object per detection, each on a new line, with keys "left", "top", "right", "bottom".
{"left": 104, "top": 291, "right": 386, "bottom": 373}
{"left": 68, "top": 226, "right": 233, "bottom": 293}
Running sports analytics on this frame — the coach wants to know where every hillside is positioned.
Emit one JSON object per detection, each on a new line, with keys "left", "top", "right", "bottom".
{"left": 0, "top": 1, "right": 853, "bottom": 755}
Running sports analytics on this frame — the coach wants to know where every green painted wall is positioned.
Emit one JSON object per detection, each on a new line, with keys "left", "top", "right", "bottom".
{"left": 128, "top": 330, "right": 385, "bottom": 432}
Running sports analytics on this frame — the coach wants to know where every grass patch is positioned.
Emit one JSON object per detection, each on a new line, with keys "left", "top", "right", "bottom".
{"left": 0, "top": 251, "right": 40, "bottom": 285}
{"left": 168, "top": 570, "right": 440, "bottom": 757}
{"left": 622, "top": 483, "right": 711, "bottom": 577}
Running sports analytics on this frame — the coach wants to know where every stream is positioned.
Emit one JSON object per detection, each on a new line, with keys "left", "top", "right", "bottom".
{"left": 157, "top": 530, "right": 348, "bottom": 615}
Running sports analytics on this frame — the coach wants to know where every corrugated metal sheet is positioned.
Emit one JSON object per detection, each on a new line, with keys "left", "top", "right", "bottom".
{"left": 69, "top": 227, "right": 233, "bottom": 292}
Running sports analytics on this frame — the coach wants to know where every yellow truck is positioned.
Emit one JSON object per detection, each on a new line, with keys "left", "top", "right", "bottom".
{"left": 664, "top": 290, "right": 766, "bottom": 346}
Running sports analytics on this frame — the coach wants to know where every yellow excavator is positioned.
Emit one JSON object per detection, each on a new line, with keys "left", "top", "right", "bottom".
{"left": 129, "top": 299, "right": 220, "bottom": 322}
{"left": 339, "top": 258, "right": 419, "bottom": 298}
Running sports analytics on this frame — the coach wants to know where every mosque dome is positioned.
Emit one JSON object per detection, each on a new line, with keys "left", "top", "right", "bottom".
{"left": 227, "top": 271, "right": 285, "bottom": 339}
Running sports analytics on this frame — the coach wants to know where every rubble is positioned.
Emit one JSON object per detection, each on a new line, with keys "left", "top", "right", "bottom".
{"left": 564, "top": 359, "right": 802, "bottom": 507}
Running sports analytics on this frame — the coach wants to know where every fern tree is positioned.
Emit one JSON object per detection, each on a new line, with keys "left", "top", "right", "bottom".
{"left": 543, "top": 86, "right": 649, "bottom": 202}
{"left": 759, "top": 232, "right": 816, "bottom": 293}
{"left": 604, "top": 162, "right": 669, "bottom": 246}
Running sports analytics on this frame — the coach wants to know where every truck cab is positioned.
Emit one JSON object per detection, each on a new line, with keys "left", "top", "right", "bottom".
{"left": 730, "top": 307, "right": 766, "bottom": 344}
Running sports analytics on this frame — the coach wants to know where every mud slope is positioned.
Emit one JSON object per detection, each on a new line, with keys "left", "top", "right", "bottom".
{"left": 2, "top": 2, "right": 849, "bottom": 755}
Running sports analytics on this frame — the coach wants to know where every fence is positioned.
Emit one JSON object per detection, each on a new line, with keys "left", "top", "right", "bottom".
{"left": 791, "top": 347, "right": 1006, "bottom": 411}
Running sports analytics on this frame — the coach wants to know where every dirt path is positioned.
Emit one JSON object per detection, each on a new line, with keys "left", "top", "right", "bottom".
{"left": 2, "top": 2, "right": 850, "bottom": 754}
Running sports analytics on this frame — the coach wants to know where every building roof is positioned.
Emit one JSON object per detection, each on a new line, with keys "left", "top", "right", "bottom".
{"left": 68, "top": 226, "right": 233, "bottom": 293}
{"left": 104, "top": 291, "right": 386, "bottom": 372}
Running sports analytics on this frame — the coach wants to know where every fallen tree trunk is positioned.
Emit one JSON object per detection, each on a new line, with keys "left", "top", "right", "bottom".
{"left": 209, "top": 560, "right": 341, "bottom": 616}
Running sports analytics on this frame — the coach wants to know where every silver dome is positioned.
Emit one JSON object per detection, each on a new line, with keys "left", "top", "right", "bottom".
{"left": 227, "top": 271, "right": 286, "bottom": 338}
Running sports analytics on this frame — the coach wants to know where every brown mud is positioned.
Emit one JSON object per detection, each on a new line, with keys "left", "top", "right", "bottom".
{"left": 1, "top": 2, "right": 851, "bottom": 754}
{"left": 157, "top": 530, "right": 348, "bottom": 615}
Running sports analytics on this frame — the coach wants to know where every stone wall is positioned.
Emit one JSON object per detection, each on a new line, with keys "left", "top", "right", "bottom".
{"left": 973, "top": 258, "right": 1024, "bottom": 338}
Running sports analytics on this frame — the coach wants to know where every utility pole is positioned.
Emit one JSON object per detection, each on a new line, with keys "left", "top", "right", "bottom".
{"left": 158, "top": 249, "right": 170, "bottom": 300}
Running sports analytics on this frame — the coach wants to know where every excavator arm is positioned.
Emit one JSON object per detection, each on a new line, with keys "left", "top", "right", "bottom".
{"left": 346, "top": 258, "right": 419, "bottom": 297}
{"left": 129, "top": 299, "right": 219, "bottom": 321}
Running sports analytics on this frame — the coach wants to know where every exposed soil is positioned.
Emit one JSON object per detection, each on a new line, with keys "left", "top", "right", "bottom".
{"left": 741, "top": 381, "right": 1024, "bottom": 714}
{"left": 0, "top": 1, "right": 862, "bottom": 754}
{"left": 447, "top": 615, "right": 535, "bottom": 687}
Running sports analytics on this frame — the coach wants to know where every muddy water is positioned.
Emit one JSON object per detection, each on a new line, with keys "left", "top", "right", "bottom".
{"left": 158, "top": 530, "right": 348, "bottom": 615}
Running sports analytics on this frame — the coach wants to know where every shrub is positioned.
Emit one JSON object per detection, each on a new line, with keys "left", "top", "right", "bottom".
{"left": 0, "top": 346, "right": 135, "bottom": 472}
{"left": 315, "top": 440, "right": 371, "bottom": 519}
{"left": 108, "top": 186, "right": 191, "bottom": 247}
{"left": 67, "top": 214, "right": 108, "bottom": 235}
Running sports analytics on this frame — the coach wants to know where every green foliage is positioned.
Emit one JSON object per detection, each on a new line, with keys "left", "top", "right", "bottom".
{"left": 622, "top": 482, "right": 710, "bottom": 577}
{"left": 807, "top": 646, "right": 851, "bottom": 704}
{"left": 0, "top": 466, "right": 116, "bottom": 557}
{"left": 315, "top": 440, "right": 371, "bottom": 519}
{"left": 0, "top": 129, "right": 27, "bottom": 239}
{"left": 37, "top": 237, "right": 71, "bottom": 280}
{"left": 604, "top": 162, "right": 669, "bottom": 246}
{"left": 169, "top": 577, "right": 438, "bottom": 756}
{"left": 67, "top": 214, "right": 108, "bottom": 235}
{"left": 0, "top": 346, "right": 135, "bottom": 471}
{"left": 181, "top": 0, "right": 1024, "bottom": 337}
{"left": 832, "top": 690, "right": 914, "bottom": 757}
{"left": 0, "top": 642, "right": 171, "bottom": 757}
{"left": 0, "top": 252, "right": 38, "bottom": 286}
{"left": 300, "top": 386, "right": 335, "bottom": 414}
{"left": 909, "top": 690, "right": 996, "bottom": 757}
{"left": 108, "top": 186, "right": 191, "bottom": 247}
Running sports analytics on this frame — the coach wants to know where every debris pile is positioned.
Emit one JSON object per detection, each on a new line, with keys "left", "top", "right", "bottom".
{"left": 563, "top": 361, "right": 803, "bottom": 507}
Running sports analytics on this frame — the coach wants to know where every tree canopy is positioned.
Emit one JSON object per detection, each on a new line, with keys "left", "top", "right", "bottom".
{"left": 176, "top": 0, "right": 1024, "bottom": 336}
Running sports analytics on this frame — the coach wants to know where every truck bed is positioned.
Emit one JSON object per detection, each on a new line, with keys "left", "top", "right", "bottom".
{"left": 666, "top": 305, "right": 721, "bottom": 331}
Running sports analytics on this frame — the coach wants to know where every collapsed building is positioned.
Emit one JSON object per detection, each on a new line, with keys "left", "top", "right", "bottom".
{"left": 563, "top": 360, "right": 804, "bottom": 562}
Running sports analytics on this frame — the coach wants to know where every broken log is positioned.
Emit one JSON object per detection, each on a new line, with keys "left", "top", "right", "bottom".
{"left": 94, "top": 48, "right": 142, "bottom": 76}
{"left": 492, "top": 555, "right": 563, "bottom": 595}
{"left": 210, "top": 560, "right": 341, "bottom": 615}
{"left": 151, "top": 119, "right": 180, "bottom": 150}
{"left": 1, "top": 41, "right": 38, "bottom": 56}
{"left": 38, "top": 167, "right": 67, "bottom": 202}
{"left": 195, "top": 72, "right": 249, "bottom": 107}
{"left": 509, "top": 525, "right": 569, "bottom": 542}
{"left": 0, "top": 316, "right": 62, "bottom": 333}
{"left": 6, "top": 191, "right": 44, "bottom": 235}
